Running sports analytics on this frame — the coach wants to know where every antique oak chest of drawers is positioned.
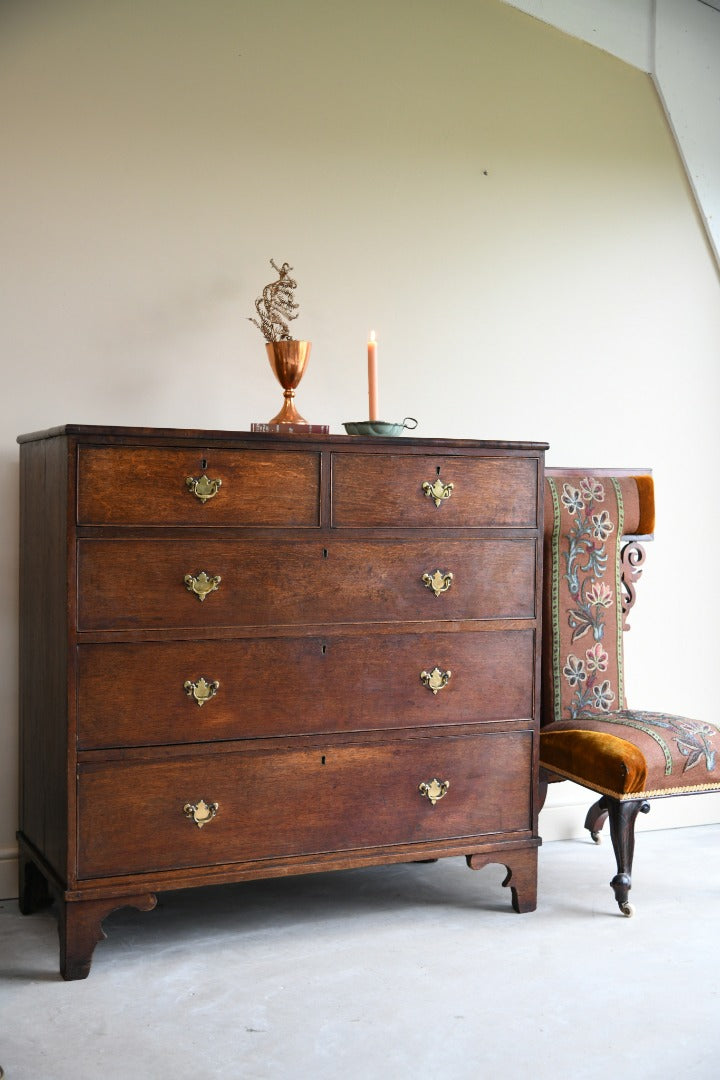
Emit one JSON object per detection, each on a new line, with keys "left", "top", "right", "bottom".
{"left": 17, "top": 425, "right": 546, "bottom": 978}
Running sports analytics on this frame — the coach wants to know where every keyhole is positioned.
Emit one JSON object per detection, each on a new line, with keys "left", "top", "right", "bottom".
{"left": 321, "top": 643, "right": 327, "bottom": 655}
{"left": 436, "top": 466, "right": 441, "bottom": 476}
{"left": 322, "top": 548, "right": 329, "bottom": 559}
{"left": 200, "top": 458, "right": 208, "bottom": 470}
{"left": 321, "top": 755, "right": 326, "bottom": 765}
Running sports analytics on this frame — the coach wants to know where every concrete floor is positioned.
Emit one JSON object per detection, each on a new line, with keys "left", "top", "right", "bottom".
{"left": 2, "top": 825, "right": 719, "bottom": 1080}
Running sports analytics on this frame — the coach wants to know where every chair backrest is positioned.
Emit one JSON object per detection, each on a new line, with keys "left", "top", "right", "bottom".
{"left": 542, "top": 470, "right": 654, "bottom": 727}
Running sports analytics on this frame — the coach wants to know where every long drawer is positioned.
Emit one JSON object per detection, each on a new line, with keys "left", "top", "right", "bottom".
{"left": 76, "top": 731, "right": 534, "bottom": 878}
{"left": 77, "top": 445, "right": 321, "bottom": 527}
{"left": 331, "top": 453, "right": 539, "bottom": 528}
{"left": 76, "top": 629, "right": 535, "bottom": 749}
{"left": 76, "top": 537, "right": 537, "bottom": 630}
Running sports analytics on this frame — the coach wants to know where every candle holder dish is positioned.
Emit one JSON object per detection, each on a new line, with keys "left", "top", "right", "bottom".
{"left": 343, "top": 418, "right": 417, "bottom": 437}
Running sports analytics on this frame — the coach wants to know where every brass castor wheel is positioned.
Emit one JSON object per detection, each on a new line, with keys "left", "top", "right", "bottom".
{"left": 619, "top": 901, "right": 635, "bottom": 917}
{"left": 590, "top": 830, "right": 602, "bottom": 844}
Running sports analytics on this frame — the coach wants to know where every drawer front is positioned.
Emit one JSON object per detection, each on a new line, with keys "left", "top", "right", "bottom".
{"left": 331, "top": 453, "right": 539, "bottom": 528}
{"left": 77, "top": 446, "right": 321, "bottom": 527}
{"left": 77, "top": 629, "right": 535, "bottom": 748}
{"left": 76, "top": 732, "right": 533, "bottom": 878}
{"left": 77, "top": 538, "right": 537, "bottom": 630}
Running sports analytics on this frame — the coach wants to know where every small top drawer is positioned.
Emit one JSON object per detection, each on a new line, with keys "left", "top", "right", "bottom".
{"left": 77, "top": 446, "right": 321, "bottom": 527}
{"left": 331, "top": 453, "right": 539, "bottom": 529}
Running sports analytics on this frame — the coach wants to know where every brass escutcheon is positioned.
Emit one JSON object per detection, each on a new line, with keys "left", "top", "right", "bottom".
{"left": 186, "top": 474, "right": 222, "bottom": 503}
{"left": 420, "top": 667, "right": 452, "bottom": 694}
{"left": 183, "top": 799, "right": 219, "bottom": 828}
{"left": 422, "top": 477, "right": 454, "bottom": 508}
{"left": 418, "top": 779, "right": 450, "bottom": 806}
{"left": 184, "top": 676, "right": 220, "bottom": 707}
{"left": 422, "top": 570, "right": 454, "bottom": 598}
{"left": 184, "top": 570, "right": 222, "bottom": 602}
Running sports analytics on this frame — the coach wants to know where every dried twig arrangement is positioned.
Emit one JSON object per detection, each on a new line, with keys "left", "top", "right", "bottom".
{"left": 249, "top": 259, "right": 299, "bottom": 342}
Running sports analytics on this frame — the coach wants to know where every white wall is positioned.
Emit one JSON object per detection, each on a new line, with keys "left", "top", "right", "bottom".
{"left": 654, "top": 0, "right": 720, "bottom": 265}
{"left": 504, "top": 0, "right": 655, "bottom": 69}
{"left": 1, "top": 0, "right": 719, "bottom": 897}
{"left": 505, "top": 0, "right": 720, "bottom": 263}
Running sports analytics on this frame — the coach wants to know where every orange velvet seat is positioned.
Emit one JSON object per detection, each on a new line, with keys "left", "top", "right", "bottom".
{"left": 540, "top": 728, "right": 647, "bottom": 796}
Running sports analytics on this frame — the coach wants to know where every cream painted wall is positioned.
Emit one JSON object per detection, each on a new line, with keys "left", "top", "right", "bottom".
{"left": 505, "top": 0, "right": 720, "bottom": 270}
{"left": 1, "top": 0, "right": 719, "bottom": 897}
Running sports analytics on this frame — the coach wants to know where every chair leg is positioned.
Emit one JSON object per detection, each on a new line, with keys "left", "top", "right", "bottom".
{"left": 597, "top": 796, "right": 651, "bottom": 916}
{"left": 584, "top": 798, "right": 609, "bottom": 844}
{"left": 538, "top": 771, "right": 550, "bottom": 813}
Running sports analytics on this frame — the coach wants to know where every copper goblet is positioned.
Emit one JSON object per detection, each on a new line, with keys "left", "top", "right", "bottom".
{"left": 265, "top": 339, "right": 311, "bottom": 426}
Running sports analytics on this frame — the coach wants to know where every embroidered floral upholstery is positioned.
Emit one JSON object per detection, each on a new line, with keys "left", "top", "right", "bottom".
{"left": 539, "top": 474, "right": 720, "bottom": 800}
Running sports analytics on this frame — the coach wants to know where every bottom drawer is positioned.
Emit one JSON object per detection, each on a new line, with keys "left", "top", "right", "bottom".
{"left": 77, "top": 732, "right": 533, "bottom": 879}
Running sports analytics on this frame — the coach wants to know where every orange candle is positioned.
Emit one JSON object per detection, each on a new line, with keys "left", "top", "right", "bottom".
{"left": 367, "top": 330, "right": 378, "bottom": 421}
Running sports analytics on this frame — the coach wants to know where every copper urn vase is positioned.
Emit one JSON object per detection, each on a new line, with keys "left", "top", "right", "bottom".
{"left": 265, "top": 340, "right": 312, "bottom": 426}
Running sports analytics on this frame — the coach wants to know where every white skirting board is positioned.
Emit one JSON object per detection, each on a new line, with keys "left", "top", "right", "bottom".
{"left": 540, "top": 782, "right": 720, "bottom": 842}
{"left": 1, "top": 846, "right": 18, "bottom": 901}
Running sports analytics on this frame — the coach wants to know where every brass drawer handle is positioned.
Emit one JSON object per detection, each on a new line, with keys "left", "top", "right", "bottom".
{"left": 418, "top": 779, "right": 450, "bottom": 806}
{"left": 184, "top": 570, "right": 222, "bottom": 602}
{"left": 420, "top": 667, "right": 452, "bottom": 694}
{"left": 422, "top": 477, "right": 454, "bottom": 508}
{"left": 185, "top": 474, "right": 222, "bottom": 503}
{"left": 422, "top": 570, "right": 454, "bottom": 597}
{"left": 184, "top": 677, "right": 220, "bottom": 707}
{"left": 183, "top": 799, "right": 219, "bottom": 828}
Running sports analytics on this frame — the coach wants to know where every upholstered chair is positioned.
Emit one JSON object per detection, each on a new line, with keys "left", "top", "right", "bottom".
{"left": 539, "top": 469, "right": 720, "bottom": 915}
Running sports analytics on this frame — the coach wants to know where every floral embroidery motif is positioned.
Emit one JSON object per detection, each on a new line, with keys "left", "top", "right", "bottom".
{"left": 548, "top": 475, "right": 625, "bottom": 722}
{"left": 586, "top": 643, "right": 608, "bottom": 674}
{"left": 560, "top": 479, "right": 612, "bottom": 640}
{"left": 577, "top": 710, "right": 720, "bottom": 776}
{"left": 554, "top": 478, "right": 623, "bottom": 719}
{"left": 592, "top": 510, "right": 614, "bottom": 541}
{"left": 563, "top": 654, "right": 587, "bottom": 687}
{"left": 591, "top": 680, "right": 615, "bottom": 711}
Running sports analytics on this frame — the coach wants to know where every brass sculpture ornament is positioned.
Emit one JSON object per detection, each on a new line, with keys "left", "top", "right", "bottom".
{"left": 249, "top": 259, "right": 312, "bottom": 427}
